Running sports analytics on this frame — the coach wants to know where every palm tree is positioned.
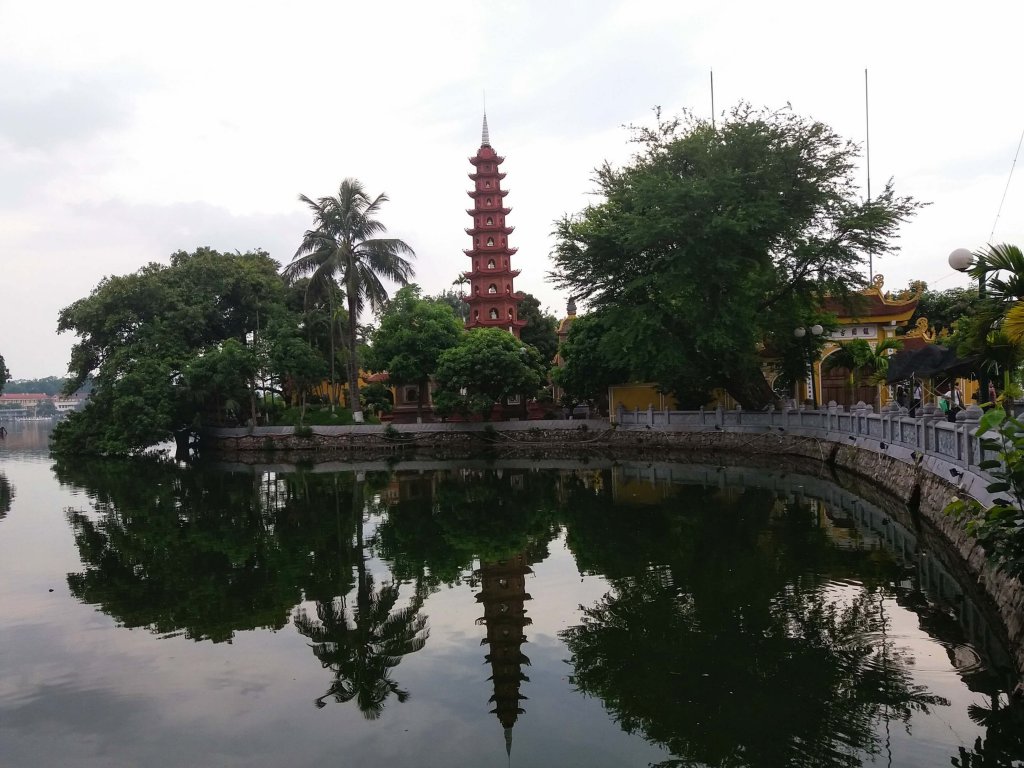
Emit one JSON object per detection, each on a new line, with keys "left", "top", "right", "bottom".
{"left": 822, "top": 337, "right": 903, "bottom": 408}
{"left": 968, "top": 244, "right": 1024, "bottom": 397}
{"left": 285, "top": 179, "right": 415, "bottom": 422}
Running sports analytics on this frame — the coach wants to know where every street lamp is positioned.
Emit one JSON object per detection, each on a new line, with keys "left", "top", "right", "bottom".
{"left": 948, "top": 248, "right": 990, "bottom": 405}
{"left": 794, "top": 324, "right": 824, "bottom": 408}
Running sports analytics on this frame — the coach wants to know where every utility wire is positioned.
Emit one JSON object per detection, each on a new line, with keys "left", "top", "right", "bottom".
{"left": 990, "top": 125, "right": 1024, "bottom": 242}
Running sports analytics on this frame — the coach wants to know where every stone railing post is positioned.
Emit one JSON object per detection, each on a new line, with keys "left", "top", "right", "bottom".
{"left": 920, "top": 403, "right": 937, "bottom": 452}
{"left": 960, "top": 404, "right": 983, "bottom": 469}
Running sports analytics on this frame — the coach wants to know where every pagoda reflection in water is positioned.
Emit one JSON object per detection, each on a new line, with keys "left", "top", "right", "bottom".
{"left": 475, "top": 551, "right": 534, "bottom": 756}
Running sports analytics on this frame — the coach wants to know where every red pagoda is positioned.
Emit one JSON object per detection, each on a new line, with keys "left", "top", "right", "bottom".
{"left": 462, "top": 114, "right": 526, "bottom": 337}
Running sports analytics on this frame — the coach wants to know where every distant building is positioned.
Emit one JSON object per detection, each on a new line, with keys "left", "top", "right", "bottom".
{"left": 0, "top": 392, "right": 88, "bottom": 416}
{"left": 0, "top": 393, "right": 49, "bottom": 407}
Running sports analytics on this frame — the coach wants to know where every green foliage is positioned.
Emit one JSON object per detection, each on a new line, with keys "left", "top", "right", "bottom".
{"left": 2, "top": 375, "right": 70, "bottom": 396}
{"left": 821, "top": 336, "right": 903, "bottom": 405}
{"left": 551, "top": 104, "right": 920, "bottom": 408}
{"left": 908, "top": 285, "right": 983, "bottom": 336}
{"left": 284, "top": 179, "right": 415, "bottom": 421}
{"left": 433, "top": 328, "right": 548, "bottom": 418}
{"left": 268, "top": 323, "right": 329, "bottom": 424}
{"left": 366, "top": 285, "right": 464, "bottom": 418}
{"left": 275, "top": 405, "right": 357, "bottom": 426}
{"left": 56, "top": 457, "right": 312, "bottom": 642}
{"left": 431, "top": 287, "right": 470, "bottom": 322}
{"left": 52, "top": 247, "right": 298, "bottom": 455}
{"left": 183, "top": 338, "right": 258, "bottom": 426}
{"left": 952, "top": 244, "right": 1024, "bottom": 388}
{"left": 559, "top": 480, "right": 946, "bottom": 767}
{"left": 0, "top": 471, "right": 13, "bottom": 520}
{"left": 361, "top": 381, "right": 393, "bottom": 415}
{"left": 946, "top": 407, "right": 1024, "bottom": 577}
{"left": 517, "top": 293, "right": 559, "bottom": 363}
{"left": 553, "top": 314, "right": 631, "bottom": 408}
{"left": 0, "top": 354, "right": 12, "bottom": 394}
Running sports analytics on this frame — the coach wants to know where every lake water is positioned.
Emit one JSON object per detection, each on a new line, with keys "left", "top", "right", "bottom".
{"left": 2, "top": 422, "right": 1023, "bottom": 767}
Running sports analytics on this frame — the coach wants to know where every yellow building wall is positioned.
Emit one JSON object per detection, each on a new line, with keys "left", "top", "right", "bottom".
{"left": 609, "top": 384, "right": 678, "bottom": 414}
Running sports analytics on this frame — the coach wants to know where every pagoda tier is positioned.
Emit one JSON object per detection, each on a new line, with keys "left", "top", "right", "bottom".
{"left": 465, "top": 225, "right": 515, "bottom": 236}
{"left": 462, "top": 270, "right": 524, "bottom": 282}
{"left": 466, "top": 207, "right": 511, "bottom": 217}
{"left": 469, "top": 154, "right": 504, "bottom": 166}
{"left": 463, "top": 247, "right": 519, "bottom": 257}
{"left": 462, "top": 114, "right": 526, "bottom": 338}
{"left": 467, "top": 189, "right": 510, "bottom": 199}
{"left": 469, "top": 171, "right": 507, "bottom": 182}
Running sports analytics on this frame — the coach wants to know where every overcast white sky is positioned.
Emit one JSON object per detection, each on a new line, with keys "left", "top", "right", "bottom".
{"left": 2, "top": 1, "right": 1022, "bottom": 379}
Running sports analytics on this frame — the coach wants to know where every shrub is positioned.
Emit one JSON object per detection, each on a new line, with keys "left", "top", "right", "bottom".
{"left": 945, "top": 406, "right": 1024, "bottom": 577}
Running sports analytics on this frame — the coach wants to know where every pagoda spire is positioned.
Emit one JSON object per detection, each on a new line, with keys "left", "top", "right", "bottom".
{"left": 481, "top": 112, "right": 491, "bottom": 147}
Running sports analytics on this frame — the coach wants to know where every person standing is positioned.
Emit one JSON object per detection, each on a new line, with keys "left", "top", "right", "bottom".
{"left": 910, "top": 380, "right": 923, "bottom": 417}
{"left": 989, "top": 381, "right": 998, "bottom": 405}
{"left": 948, "top": 381, "right": 963, "bottom": 422}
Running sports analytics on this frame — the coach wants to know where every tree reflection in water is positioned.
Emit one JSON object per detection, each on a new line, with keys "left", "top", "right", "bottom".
{"left": 49, "top": 458, "right": 1023, "bottom": 763}
{"left": 0, "top": 471, "right": 13, "bottom": 521}
{"left": 58, "top": 457, "right": 310, "bottom": 642}
{"left": 559, "top": 481, "right": 951, "bottom": 768}
{"left": 294, "top": 474, "right": 430, "bottom": 719}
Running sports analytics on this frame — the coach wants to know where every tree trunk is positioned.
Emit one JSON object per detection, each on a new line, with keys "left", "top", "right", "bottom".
{"left": 722, "top": 368, "right": 779, "bottom": 410}
{"left": 346, "top": 271, "right": 364, "bottom": 423}
{"left": 328, "top": 292, "right": 336, "bottom": 412}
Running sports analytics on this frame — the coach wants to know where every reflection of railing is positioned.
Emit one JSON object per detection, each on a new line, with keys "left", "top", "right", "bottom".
{"left": 613, "top": 461, "right": 1013, "bottom": 675}
{"left": 614, "top": 401, "right": 1002, "bottom": 507}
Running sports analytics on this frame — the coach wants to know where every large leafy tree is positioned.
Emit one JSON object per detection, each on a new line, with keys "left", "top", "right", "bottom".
{"left": 366, "top": 285, "right": 464, "bottom": 420}
{"left": 551, "top": 104, "right": 920, "bottom": 408}
{"left": 552, "top": 314, "right": 631, "bottom": 410}
{"left": 517, "top": 293, "right": 559, "bottom": 363}
{"left": 432, "top": 328, "right": 548, "bottom": 418}
{"left": 53, "top": 247, "right": 295, "bottom": 456}
{"left": 284, "top": 179, "right": 415, "bottom": 423}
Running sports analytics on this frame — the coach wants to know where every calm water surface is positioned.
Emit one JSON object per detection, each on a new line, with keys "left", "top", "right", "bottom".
{"left": 2, "top": 422, "right": 1023, "bottom": 767}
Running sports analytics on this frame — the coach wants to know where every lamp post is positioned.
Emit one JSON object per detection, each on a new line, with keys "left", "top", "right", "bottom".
{"left": 948, "top": 248, "right": 990, "bottom": 406}
{"left": 794, "top": 324, "right": 824, "bottom": 408}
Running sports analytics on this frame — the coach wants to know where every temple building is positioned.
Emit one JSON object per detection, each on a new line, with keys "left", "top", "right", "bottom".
{"left": 811, "top": 274, "right": 922, "bottom": 408}
{"left": 462, "top": 114, "right": 527, "bottom": 337}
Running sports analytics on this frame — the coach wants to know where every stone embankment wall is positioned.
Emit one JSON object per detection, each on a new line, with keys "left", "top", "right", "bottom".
{"left": 206, "top": 420, "right": 1024, "bottom": 680}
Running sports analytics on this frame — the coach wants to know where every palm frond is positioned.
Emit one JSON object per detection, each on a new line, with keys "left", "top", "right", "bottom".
{"left": 1002, "top": 301, "right": 1024, "bottom": 345}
